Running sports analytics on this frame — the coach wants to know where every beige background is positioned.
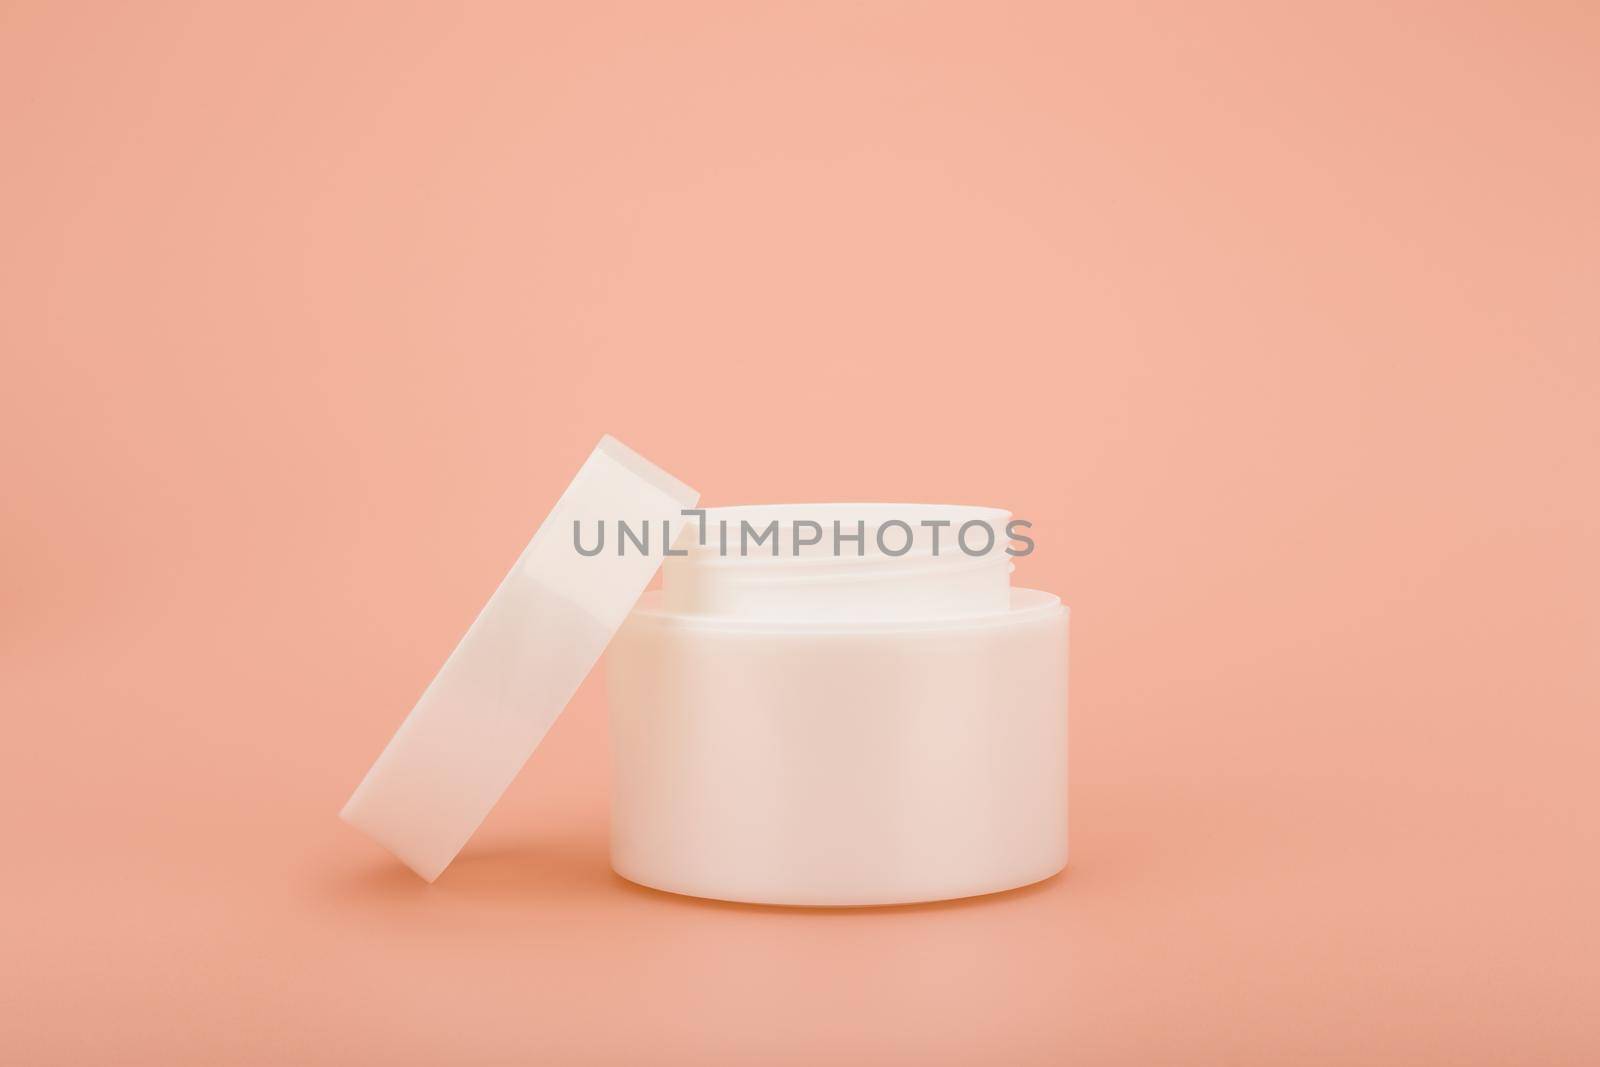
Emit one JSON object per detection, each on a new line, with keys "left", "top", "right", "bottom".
{"left": 3, "top": 3, "right": 1597, "bottom": 1063}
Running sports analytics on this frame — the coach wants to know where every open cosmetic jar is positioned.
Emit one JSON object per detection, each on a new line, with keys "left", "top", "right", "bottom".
{"left": 609, "top": 505, "right": 1068, "bottom": 905}
{"left": 342, "top": 439, "right": 1068, "bottom": 907}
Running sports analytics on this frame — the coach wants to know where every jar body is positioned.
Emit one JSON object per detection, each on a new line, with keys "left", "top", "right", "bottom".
{"left": 606, "top": 591, "right": 1067, "bottom": 906}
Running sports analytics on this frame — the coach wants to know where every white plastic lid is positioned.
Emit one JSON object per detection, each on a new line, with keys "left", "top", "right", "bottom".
{"left": 340, "top": 435, "right": 699, "bottom": 880}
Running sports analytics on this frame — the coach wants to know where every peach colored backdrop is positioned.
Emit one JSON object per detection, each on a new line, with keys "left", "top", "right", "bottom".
{"left": 3, "top": 3, "right": 1596, "bottom": 1064}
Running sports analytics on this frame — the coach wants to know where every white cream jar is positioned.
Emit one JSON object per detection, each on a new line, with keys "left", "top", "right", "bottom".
{"left": 341, "top": 440, "right": 1068, "bottom": 907}
{"left": 608, "top": 505, "right": 1068, "bottom": 906}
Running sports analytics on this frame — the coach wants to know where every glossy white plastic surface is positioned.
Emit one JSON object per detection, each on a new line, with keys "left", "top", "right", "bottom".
{"left": 607, "top": 505, "right": 1068, "bottom": 906}
{"left": 341, "top": 436, "right": 698, "bottom": 881}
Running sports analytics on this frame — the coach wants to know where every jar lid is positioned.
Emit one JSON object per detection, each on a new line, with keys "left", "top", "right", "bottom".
{"left": 340, "top": 435, "right": 698, "bottom": 880}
